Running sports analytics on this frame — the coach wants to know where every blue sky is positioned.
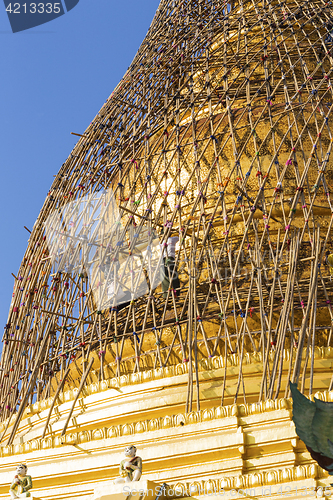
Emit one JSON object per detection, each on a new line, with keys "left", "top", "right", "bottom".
{"left": 0, "top": 0, "right": 159, "bottom": 329}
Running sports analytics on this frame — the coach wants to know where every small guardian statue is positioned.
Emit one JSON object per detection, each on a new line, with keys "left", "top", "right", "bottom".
{"left": 114, "top": 445, "right": 142, "bottom": 483}
{"left": 9, "top": 464, "right": 33, "bottom": 499}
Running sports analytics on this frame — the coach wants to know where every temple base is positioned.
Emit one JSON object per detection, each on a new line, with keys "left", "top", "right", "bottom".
{"left": 93, "top": 481, "right": 173, "bottom": 500}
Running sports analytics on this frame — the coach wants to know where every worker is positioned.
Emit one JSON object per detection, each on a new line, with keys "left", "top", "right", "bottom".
{"left": 326, "top": 250, "right": 333, "bottom": 280}
{"left": 160, "top": 233, "right": 180, "bottom": 299}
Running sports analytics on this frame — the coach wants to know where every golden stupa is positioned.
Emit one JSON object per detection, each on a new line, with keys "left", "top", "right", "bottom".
{"left": 1, "top": 0, "right": 333, "bottom": 498}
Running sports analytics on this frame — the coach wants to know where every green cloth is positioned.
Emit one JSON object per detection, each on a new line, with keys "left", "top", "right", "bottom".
{"left": 290, "top": 382, "right": 317, "bottom": 451}
{"left": 10, "top": 475, "right": 33, "bottom": 495}
{"left": 290, "top": 382, "right": 333, "bottom": 472}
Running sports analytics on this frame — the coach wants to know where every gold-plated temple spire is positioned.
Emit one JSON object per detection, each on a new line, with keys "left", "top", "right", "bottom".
{"left": 1, "top": 0, "right": 333, "bottom": 449}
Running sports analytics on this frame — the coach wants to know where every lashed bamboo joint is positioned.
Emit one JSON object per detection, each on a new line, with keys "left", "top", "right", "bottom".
{"left": 2, "top": 0, "right": 333, "bottom": 448}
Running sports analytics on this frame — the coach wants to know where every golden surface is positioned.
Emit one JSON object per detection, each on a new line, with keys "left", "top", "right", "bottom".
{"left": 0, "top": 358, "right": 332, "bottom": 499}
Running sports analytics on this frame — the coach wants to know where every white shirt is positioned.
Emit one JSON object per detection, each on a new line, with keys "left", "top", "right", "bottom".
{"left": 161, "top": 236, "right": 179, "bottom": 258}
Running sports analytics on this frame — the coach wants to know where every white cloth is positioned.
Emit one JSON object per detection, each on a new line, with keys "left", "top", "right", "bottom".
{"left": 107, "top": 281, "right": 126, "bottom": 301}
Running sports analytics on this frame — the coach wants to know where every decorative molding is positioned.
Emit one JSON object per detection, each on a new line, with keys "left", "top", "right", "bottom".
{"left": 1, "top": 348, "right": 333, "bottom": 457}
{"left": 3, "top": 344, "right": 333, "bottom": 423}
{"left": 0, "top": 395, "right": 291, "bottom": 457}
{"left": 170, "top": 463, "right": 322, "bottom": 496}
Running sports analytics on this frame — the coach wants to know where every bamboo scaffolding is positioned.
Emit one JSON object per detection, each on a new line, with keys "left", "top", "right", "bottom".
{"left": 1, "top": 0, "right": 333, "bottom": 442}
